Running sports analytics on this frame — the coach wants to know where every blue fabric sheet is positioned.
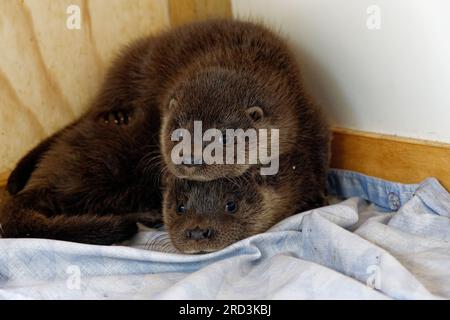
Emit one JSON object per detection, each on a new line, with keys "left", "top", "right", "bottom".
{"left": 0, "top": 169, "right": 449, "bottom": 299}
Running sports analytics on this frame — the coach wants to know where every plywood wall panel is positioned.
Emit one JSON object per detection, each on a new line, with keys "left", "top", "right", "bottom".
{"left": 88, "top": 0, "right": 170, "bottom": 66}
{"left": 0, "top": 0, "right": 172, "bottom": 175}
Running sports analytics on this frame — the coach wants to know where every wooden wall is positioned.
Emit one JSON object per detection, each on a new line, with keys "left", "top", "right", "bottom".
{"left": 0, "top": 0, "right": 231, "bottom": 184}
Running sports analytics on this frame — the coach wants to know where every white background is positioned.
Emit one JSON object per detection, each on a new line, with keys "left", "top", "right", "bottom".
{"left": 232, "top": 0, "right": 450, "bottom": 143}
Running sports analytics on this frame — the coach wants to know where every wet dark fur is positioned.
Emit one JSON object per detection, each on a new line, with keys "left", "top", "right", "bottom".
{"left": 1, "top": 19, "right": 330, "bottom": 246}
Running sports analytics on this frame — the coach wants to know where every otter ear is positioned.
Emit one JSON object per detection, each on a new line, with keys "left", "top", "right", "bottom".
{"left": 169, "top": 98, "right": 179, "bottom": 110}
{"left": 246, "top": 106, "right": 264, "bottom": 122}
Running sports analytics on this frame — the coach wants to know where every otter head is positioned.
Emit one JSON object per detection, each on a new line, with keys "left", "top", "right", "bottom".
{"left": 160, "top": 67, "right": 296, "bottom": 181}
{"left": 163, "top": 176, "right": 268, "bottom": 254}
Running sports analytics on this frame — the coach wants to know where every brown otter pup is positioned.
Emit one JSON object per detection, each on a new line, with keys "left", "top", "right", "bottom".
{"left": 163, "top": 176, "right": 264, "bottom": 253}
{"left": 163, "top": 147, "right": 327, "bottom": 254}
{"left": 159, "top": 20, "right": 329, "bottom": 183}
{"left": 2, "top": 19, "right": 329, "bottom": 245}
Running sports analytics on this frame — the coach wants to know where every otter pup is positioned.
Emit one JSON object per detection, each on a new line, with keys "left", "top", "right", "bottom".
{"left": 159, "top": 20, "right": 329, "bottom": 183}
{"left": 3, "top": 19, "right": 329, "bottom": 245}
{"left": 163, "top": 176, "right": 264, "bottom": 253}
{"left": 163, "top": 147, "right": 327, "bottom": 254}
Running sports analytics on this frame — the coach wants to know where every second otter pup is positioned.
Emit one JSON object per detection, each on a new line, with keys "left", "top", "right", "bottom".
{"left": 163, "top": 150, "right": 327, "bottom": 254}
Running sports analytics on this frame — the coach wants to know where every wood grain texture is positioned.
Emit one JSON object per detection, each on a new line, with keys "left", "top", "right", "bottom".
{"left": 0, "top": 0, "right": 170, "bottom": 175}
{"left": 331, "top": 128, "right": 450, "bottom": 190}
{"left": 168, "top": 0, "right": 232, "bottom": 26}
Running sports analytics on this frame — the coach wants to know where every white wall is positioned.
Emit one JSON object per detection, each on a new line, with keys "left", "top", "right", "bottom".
{"left": 232, "top": 0, "right": 450, "bottom": 143}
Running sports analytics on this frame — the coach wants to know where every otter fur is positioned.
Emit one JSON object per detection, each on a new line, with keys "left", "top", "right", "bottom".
{"left": 1, "top": 19, "right": 329, "bottom": 247}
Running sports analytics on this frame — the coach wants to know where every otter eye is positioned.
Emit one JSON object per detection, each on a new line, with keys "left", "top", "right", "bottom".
{"left": 176, "top": 204, "right": 186, "bottom": 215}
{"left": 225, "top": 201, "right": 237, "bottom": 214}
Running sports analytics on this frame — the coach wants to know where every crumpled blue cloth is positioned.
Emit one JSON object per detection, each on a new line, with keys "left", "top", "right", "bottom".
{"left": 0, "top": 169, "right": 449, "bottom": 300}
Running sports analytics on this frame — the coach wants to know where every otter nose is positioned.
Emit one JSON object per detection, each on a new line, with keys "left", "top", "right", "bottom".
{"left": 186, "top": 227, "right": 213, "bottom": 240}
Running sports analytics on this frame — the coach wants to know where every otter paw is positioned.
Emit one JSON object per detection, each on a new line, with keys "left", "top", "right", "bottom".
{"left": 102, "top": 110, "right": 130, "bottom": 126}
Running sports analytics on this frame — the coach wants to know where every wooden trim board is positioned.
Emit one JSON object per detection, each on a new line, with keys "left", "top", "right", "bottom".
{"left": 168, "top": 0, "right": 232, "bottom": 27}
{"left": 331, "top": 128, "right": 450, "bottom": 190}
